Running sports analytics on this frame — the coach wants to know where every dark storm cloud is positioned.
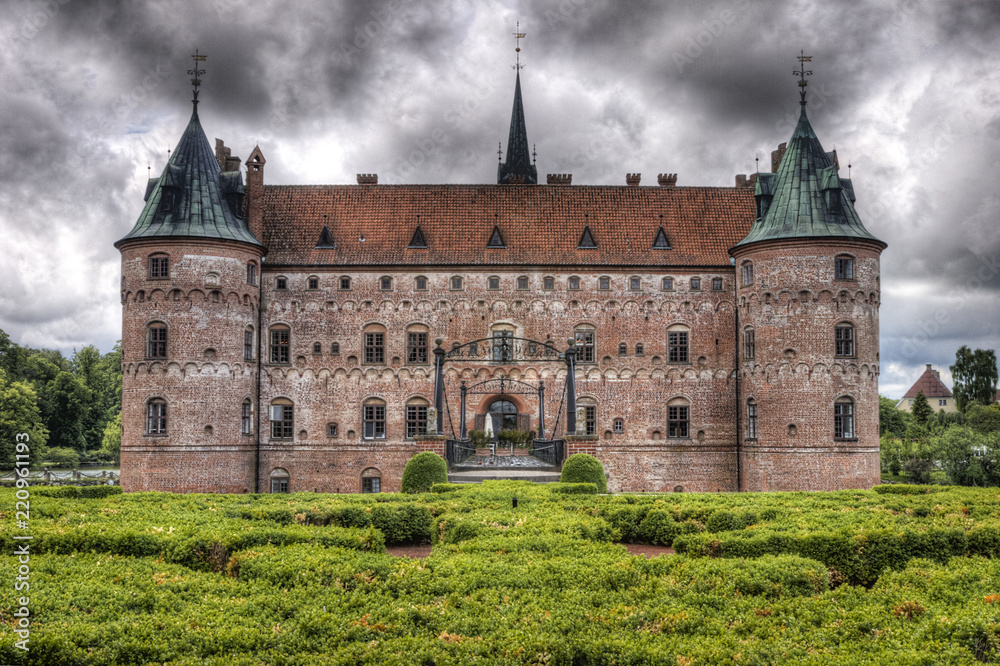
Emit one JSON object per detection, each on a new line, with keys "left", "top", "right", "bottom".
{"left": 1, "top": 0, "right": 998, "bottom": 397}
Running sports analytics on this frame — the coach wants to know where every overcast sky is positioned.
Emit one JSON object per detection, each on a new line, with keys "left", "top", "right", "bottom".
{"left": 1, "top": 0, "right": 998, "bottom": 398}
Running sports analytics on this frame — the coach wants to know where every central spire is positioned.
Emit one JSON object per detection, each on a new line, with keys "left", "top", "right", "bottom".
{"left": 497, "top": 24, "right": 537, "bottom": 185}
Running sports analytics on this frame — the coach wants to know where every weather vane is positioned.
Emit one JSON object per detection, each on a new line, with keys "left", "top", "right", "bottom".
{"left": 188, "top": 49, "right": 207, "bottom": 107}
{"left": 513, "top": 21, "right": 526, "bottom": 70}
{"left": 497, "top": 141, "right": 502, "bottom": 162}
{"left": 794, "top": 50, "right": 812, "bottom": 105}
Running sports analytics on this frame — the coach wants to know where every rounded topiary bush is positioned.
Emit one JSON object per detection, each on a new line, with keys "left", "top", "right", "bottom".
{"left": 560, "top": 453, "right": 607, "bottom": 493}
{"left": 637, "top": 509, "right": 681, "bottom": 546}
{"left": 401, "top": 452, "right": 448, "bottom": 493}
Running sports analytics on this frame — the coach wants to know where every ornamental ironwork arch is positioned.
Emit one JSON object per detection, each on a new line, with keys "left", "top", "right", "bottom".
{"left": 459, "top": 375, "right": 548, "bottom": 441}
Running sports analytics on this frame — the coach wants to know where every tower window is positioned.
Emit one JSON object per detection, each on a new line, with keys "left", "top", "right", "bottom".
{"left": 744, "top": 327, "right": 755, "bottom": 360}
{"left": 312, "top": 342, "right": 322, "bottom": 355}
{"left": 516, "top": 276, "right": 529, "bottom": 290}
{"left": 746, "top": 399, "right": 757, "bottom": 440}
{"left": 835, "top": 324, "right": 855, "bottom": 357}
{"left": 712, "top": 277, "right": 723, "bottom": 291}
{"left": 270, "top": 401, "right": 293, "bottom": 439}
{"left": 568, "top": 276, "right": 581, "bottom": 290}
{"left": 147, "top": 323, "right": 167, "bottom": 358}
{"left": 834, "top": 398, "right": 855, "bottom": 439}
{"left": 618, "top": 343, "right": 627, "bottom": 356}
{"left": 835, "top": 256, "right": 854, "bottom": 280}
{"left": 241, "top": 399, "right": 253, "bottom": 435}
{"left": 689, "top": 277, "right": 701, "bottom": 291}
{"left": 662, "top": 277, "right": 674, "bottom": 291}
{"left": 244, "top": 327, "right": 254, "bottom": 361}
{"left": 247, "top": 263, "right": 257, "bottom": 285}
{"left": 742, "top": 262, "right": 754, "bottom": 286}
{"left": 583, "top": 404, "right": 597, "bottom": 435}
{"left": 407, "top": 331, "right": 428, "bottom": 364}
{"left": 488, "top": 276, "right": 501, "bottom": 290}
{"left": 340, "top": 277, "right": 351, "bottom": 290}
{"left": 635, "top": 343, "right": 644, "bottom": 356}
{"left": 327, "top": 423, "right": 338, "bottom": 438}
{"left": 331, "top": 342, "right": 340, "bottom": 355}
{"left": 364, "top": 332, "right": 385, "bottom": 364}
{"left": 269, "top": 326, "right": 290, "bottom": 364}
{"left": 668, "top": 402, "right": 690, "bottom": 438}
{"left": 574, "top": 327, "right": 595, "bottom": 364}
{"left": 668, "top": 328, "right": 689, "bottom": 364}
{"left": 146, "top": 398, "right": 167, "bottom": 435}
{"left": 415, "top": 276, "right": 428, "bottom": 290}
{"left": 363, "top": 401, "right": 386, "bottom": 439}
{"left": 148, "top": 255, "right": 169, "bottom": 279}
{"left": 613, "top": 418, "right": 624, "bottom": 433}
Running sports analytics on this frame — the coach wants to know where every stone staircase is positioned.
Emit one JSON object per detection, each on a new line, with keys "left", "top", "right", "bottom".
{"left": 447, "top": 453, "right": 562, "bottom": 484}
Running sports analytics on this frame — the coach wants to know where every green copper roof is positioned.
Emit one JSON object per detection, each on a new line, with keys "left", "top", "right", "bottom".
{"left": 732, "top": 106, "right": 885, "bottom": 250}
{"left": 115, "top": 109, "right": 262, "bottom": 248}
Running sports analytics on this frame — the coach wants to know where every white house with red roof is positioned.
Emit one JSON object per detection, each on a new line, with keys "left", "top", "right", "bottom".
{"left": 897, "top": 364, "right": 957, "bottom": 413}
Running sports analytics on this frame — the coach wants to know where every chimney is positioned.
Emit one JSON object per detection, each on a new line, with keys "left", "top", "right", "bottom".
{"left": 626, "top": 173, "right": 641, "bottom": 187}
{"left": 547, "top": 173, "right": 572, "bottom": 185}
{"left": 215, "top": 138, "right": 239, "bottom": 171}
{"left": 735, "top": 174, "right": 748, "bottom": 188}
{"left": 657, "top": 173, "right": 677, "bottom": 188}
{"left": 245, "top": 145, "right": 267, "bottom": 242}
{"left": 747, "top": 173, "right": 758, "bottom": 189}
{"left": 356, "top": 173, "right": 378, "bottom": 185}
{"left": 771, "top": 142, "right": 787, "bottom": 172}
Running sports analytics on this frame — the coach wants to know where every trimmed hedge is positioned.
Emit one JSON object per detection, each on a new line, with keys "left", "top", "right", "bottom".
{"left": 548, "top": 482, "right": 599, "bottom": 495}
{"left": 559, "top": 453, "right": 607, "bottom": 493}
{"left": 400, "top": 452, "right": 448, "bottom": 493}
{"left": 32, "top": 485, "right": 123, "bottom": 499}
{"left": 430, "top": 483, "right": 466, "bottom": 493}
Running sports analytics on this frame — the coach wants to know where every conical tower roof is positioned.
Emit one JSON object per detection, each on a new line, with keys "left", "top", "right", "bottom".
{"left": 115, "top": 108, "right": 262, "bottom": 248}
{"left": 732, "top": 106, "right": 884, "bottom": 250}
{"left": 497, "top": 72, "right": 538, "bottom": 184}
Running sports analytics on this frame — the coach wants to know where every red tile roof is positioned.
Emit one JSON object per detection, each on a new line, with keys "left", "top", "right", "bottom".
{"left": 902, "top": 367, "right": 953, "bottom": 399}
{"left": 260, "top": 185, "right": 755, "bottom": 267}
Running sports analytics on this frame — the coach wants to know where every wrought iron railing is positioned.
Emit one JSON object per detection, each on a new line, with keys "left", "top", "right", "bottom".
{"left": 445, "top": 439, "right": 477, "bottom": 466}
{"left": 531, "top": 439, "right": 565, "bottom": 467}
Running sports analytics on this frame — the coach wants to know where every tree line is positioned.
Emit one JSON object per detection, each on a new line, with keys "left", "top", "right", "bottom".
{"left": 0, "top": 329, "right": 122, "bottom": 469}
{"left": 880, "top": 346, "right": 1000, "bottom": 486}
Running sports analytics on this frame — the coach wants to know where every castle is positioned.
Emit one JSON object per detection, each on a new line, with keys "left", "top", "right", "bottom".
{"left": 115, "top": 53, "right": 886, "bottom": 494}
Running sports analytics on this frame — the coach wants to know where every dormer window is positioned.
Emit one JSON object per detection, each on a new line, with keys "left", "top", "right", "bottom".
{"left": 158, "top": 188, "right": 177, "bottom": 213}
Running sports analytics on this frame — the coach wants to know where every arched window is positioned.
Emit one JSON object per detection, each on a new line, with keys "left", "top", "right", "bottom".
{"left": 450, "top": 275, "right": 464, "bottom": 290}
{"left": 361, "top": 467, "right": 381, "bottom": 493}
{"left": 689, "top": 277, "right": 701, "bottom": 291}
{"left": 269, "top": 325, "right": 290, "bottom": 364}
{"left": 405, "top": 398, "right": 429, "bottom": 438}
{"left": 618, "top": 342, "right": 627, "bottom": 356}
{"left": 635, "top": 343, "right": 644, "bottom": 356}
{"left": 834, "top": 397, "right": 855, "bottom": 439}
{"left": 516, "top": 276, "right": 529, "bottom": 290}
{"left": 363, "top": 398, "right": 386, "bottom": 439}
{"left": 339, "top": 276, "right": 351, "bottom": 290}
{"left": 743, "top": 327, "right": 755, "bottom": 360}
{"left": 327, "top": 422, "right": 338, "bottom": 438}
{"left": 307, "top": 276, "right": 319, "bottom": 290}
{"left": 407, "top": 325, "right": 428, "bottom": 364}
{"left": 835, "top": 255, "right": 855, "bottom": 280}
{"left": 312, "top": 341, "right": 322, "bottom": 355}
{"left": 712, "top": 277, "right": 723, "bottom": 291}
{"left": 579, "top": 398, "right": 597, "bottom": 436}
{"left": 270, "top": 398, "right": 293, "bottom": 439}
{"left": 147, "top": 323, "right": 167, "bottom": 358}
{"left": 835, "top": 323, "right": 855, "bottom": 357}
{"left": 667, "top": 398, "right": 690, "bottom": 439}
{"left": 574, "top": 325, "right": 595, "bottom": 364}
{"left": 489, "top": 399, "right": 518, "bottom": 432}
{"left": 662, "top": 277, "right": 674, "bottom": 290}
{"left": 246, "top": 262, "right": 257, "bottom": 285}
{"left": 379, "top": 276, "right": 393, "bottom": 291}
{"left": 415, "top": 276, "right": 428, "bottom": 291}
{"left": 667, "top": 324, "right": 689, "bottom": 364}
{"left": 244, "top": 326, "right": 254, "bottom": 361}
{"left": 270, "top": 468, "right": 290, "bottom": 493}
{"left": 364, "top": 325, "right": 385, "bottom": 364}
{"left": 741, "top": 261, "right": 754, "bottom": 286}
{"left": 148, "top": 253, "right": 169, "bottom": 279}
{"left": 488, "top": 276, "right": 501, "bottom": 290}
{"left": 146, "top": 398, "right": 167, "bottom": 435}
{"left": 331, "top": 342, "right": 340, "bottom": 356}
{"left": 746, "top": 399, "right": 758, "bottom": 440}
{"left": 543, "top": 276, "right": 555, "bottom": 290}
{"left": 568, "top": 276, "right": 581, "bottom": 290}
{"left": 241, "top": 399, "right": 253, "bottom": 435}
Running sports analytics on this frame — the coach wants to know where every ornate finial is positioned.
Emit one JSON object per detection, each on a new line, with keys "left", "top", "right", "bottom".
{"left": 513, "top": 21, "right": 526, "bottom": 70}
{"left": 532, "top": 143, "right": 537, "bottom": 164}
{"left": 498, "top": 141, "right": 502, "bottom": 162}
{"left": 848, "top": 161, "right": 852, "bottom": 177}
{"left": 755, "top": 155, "right": 759, "bottom": 173}
{"left": 794, "top": 50, "right": 813, "bottom": 106}
{"left": 188, "top": 49, "right": 207, "bottom": 108}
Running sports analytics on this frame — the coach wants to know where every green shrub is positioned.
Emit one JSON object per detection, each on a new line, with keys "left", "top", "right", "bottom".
{"left": 401, "top": 452, "right": 448, "bottom": 493}
{"left": 549, "top": 482, "right": 598, "bottom": 495}
{"left": 44, "top": 447, "right": 80, "bottom": 467}
{"left": 874, "top": 483, "right": 941, "bottom": 495}
{"left": 601, "top": 505, "right": 648, "bottom": 542}
{"left": 78, "top": 485, "right": 122, "bottom": 499}
{"left": 430, "top": 483, "right": 466, "bottom": 493}
{"left": 560, "top": 453, "right": 606, "bottom": 493}
{"left": 370, "top": 504, "right": 432, "bottom": 545}
{"left": 636, "top": 509, "right": 680, "bottom": 546}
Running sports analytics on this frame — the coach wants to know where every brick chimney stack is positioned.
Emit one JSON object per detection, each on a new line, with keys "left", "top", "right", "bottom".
{"left": 356, "top": 173, "right": 378, "bottom": 185}
{"left": 547, "top": 173, "right": 572, "bottom": 185}
{"left": 771, "top": 142, "right": 787, "bottom": 172}
{"left": 657, "top": 173, "right": 677, "bottom": 187}
{"left": 626, "top": 173, "right": 641, "bottom": 187}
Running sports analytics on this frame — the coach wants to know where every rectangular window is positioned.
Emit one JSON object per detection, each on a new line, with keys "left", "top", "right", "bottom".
{"left": 147, "top": 402, "right": 167, "bottom": 434}
{"left": 244, "top": 330, "right": 254, "bottom": 361}
{"left": 690, "top": 277, "right": 701, "bottom": 291}
{"left": 575, "top": 330, "right": 595, "bottom": 363}
{"left": 488, "top": 276, "right": 500, "bottom": 290}
{"left": 834, "top": 402, "right": 855, "bottom": 439}
{"left": 149, "top": 256, "right": 169, "bottom": 278}
{"left": 365, "top": 332, "right": 385, "bottom": 364}
{"left": 712, "top": 277, "right": 723, "bottom": 291}
{"left": 406, "top": 405, "right": 428, "bottom": 438}
{"left": 517, "top": 276, "right": 529, "bottom": 290}
{"left": 668, "top": 331, "right": 689, "bottom": 363}
{"left": 629, "top": 277, "right": 641, "bottom": 291}
{"left": 364, "top": 405, "right": 385, "bottom": 439}
{"left": 742, "top": 264, "right": 754, "bottom": 286}
{"left": 583, "top": 405, "right": 596, "bottom": 436}
{"left": 416, "top": 276, "right": 427, "bottom": 290}
{"left": 241, "top": 402, "right": 252, "bottom": 435}
{"left": 362, "top": 477, "right": 381, "bottom": 493}
{"left": 269, "top": 329, "right": 289, "bottom": 364}
{"left": 270, "top": 404, "right": 293, "bottom": 439}
{"left": 613, "top": 418, "right": 624, "bottom": 433}
{"left": 746, "top": 403, "right": 757, "bottom": 440}
{"left": 451, "top": 276, "right": 463, "bottom": 290}
{"left": 939, "top": 399, "right": 947, "bottom": 406}
{"left": 543, "top": 277, "right": 555, "bottom": 290}
{"left": 276, "top": 277, "right": 287, "bottom": 290}
{"left": 247, "top": 264, "right": 256, "bottom": 285}
{"left": 148, "top": 327, "right": 167, "bottom": 358}
{"left": 308, "top": 277, "right": 319, "bottom": 289}
{"left": 271, "top": 478, "right": 289, "bottom": 493}
{"left": 744, "top": 329, "right": 755, "bottom": 360}
{"left": 407, "top": 332, "right": 427, "bottom": 364}
{"left": 835, "top": 325, "right": 854, "bottom": 357}
{"left": 662, "top": 277, "right": 674, "bottom": 290}
{"left": 668, "top": 406, "right": 689, "bottom": 438}
{"left": 380, "top": 277, "right": 392, "bottom": 290}
{"left": 492, "top": 330, "right": 513, "bottom": 361}
{"left": 340, "top": 277, "right": 351, "bottom": 290}
{"left": 598, "top": 277, "right": 610, "bottom": 290}
{"left": 568, "top": 277, "right": 580, "bottom": 290}
{"left": 835, "top": 257, "right": 854, "bottom": 280}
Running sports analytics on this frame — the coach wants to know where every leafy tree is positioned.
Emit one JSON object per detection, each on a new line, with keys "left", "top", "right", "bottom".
{"left": 951, "top": 346, "right": 999, "bottom": 412}
{"left": 99, "top": 412, "right": 122, "bottom": 464}
{"left": 0, "top": 368, "right": 49, "bottom": 468}
{"left": 935, "top": 426, "right": 1000, "bottom": 486}
{"left": 45, "top": 446, "right": 81, "bottom": 468}
{"left": 879, "top": 433, "right": 903, "bottom": 476}
{"left": 44, "top": 371, "right": 92, "bottom": 452}
{"left": 0, "top": 330, "right": 29, "bottom": 378}
{"left": 966, "top": 403, "right": 1000, "bottom": 434}
{"left": 73, "top": 344, "right": 122, "bottom": 452}
{"left": 879, "top": 395, "right": 910, "bottom": 438}
{"left": 911, "top": 390, "right": 933, "bottom": 426}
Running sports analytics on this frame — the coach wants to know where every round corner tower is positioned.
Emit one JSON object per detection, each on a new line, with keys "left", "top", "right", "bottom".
{"left": 730, "top": 104, "right": 886, "bottom": 491}
{"left": 115, "top": 102, "right": 264, "bottom": 493}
